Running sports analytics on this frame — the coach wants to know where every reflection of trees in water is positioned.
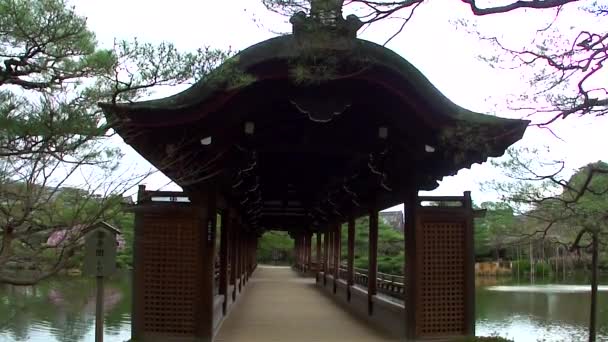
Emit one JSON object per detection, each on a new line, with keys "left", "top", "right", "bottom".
{"left": 0, "top": 273, "right": 132, "bottom": 341}
{"left": 477, "top": 283, "right": 608, "bottom": 334}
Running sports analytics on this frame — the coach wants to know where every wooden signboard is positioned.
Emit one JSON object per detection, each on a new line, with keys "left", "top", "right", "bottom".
{"left": 83, "top": 228, "right": 117, "bottom": 277}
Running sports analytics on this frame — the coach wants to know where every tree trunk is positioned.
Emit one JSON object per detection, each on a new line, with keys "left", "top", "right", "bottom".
{"left": 563, "top": 247, "right": 567, "bottom": 282}
{"left": 516, "top": 245, "right": 521, "bottom": 282}
{"left": 588, "top": 231, "right": 598, "bottom": 342}
{"left": 541, "top": 240, "right": 546, "bottom": 279}
{"left": 529, "top": 239, "right": 534, "bottom": 282}
{"left": 555, "top": 244, "right": 559, "bottom": 280}
{"left": 0, "top": 226, "right": 15, "bottom": 265}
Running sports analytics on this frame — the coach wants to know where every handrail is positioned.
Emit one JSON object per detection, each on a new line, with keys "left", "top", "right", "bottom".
{"left": 299, "top": 261, "right": 406, "bottom": 300}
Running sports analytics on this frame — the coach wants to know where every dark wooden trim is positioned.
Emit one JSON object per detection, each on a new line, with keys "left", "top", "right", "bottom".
{"left": 417, "top": 195, "right": 467, "bottom": 203}
{"left": 404, "top": 189, "right": 418, "bottom": 340}
{"left": 368, "top": 207, "right": 378, "bottom": 316}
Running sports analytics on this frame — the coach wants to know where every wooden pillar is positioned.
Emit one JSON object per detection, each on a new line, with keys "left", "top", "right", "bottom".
{"left": 316, "top": 232, "right": 322, "bottom": 281}
{"left": 219, "top": 210, "right": 229, "bottom": 315}
{"left": 328, "top": 229, "right": 334, "bottom": 275}
{"left": 254, "top": 236, "right": 258, "bottom": 270}
{"left": 323, "top": 229, "right": 329, "bottom": 285}
{"left": 299, "top": 234, "right": 304, "bottom": 271}
{"left": 237, "top": 227, "right": 243, "bottom": 292}
{"left": 347, "top": 216, "right": 355, "bottom": 301}
{"left": 306, "top": 233, "right": 312, "bottom": 272}
{"left": 241, "top": 232, "right": 246, "bottom": 286}
{"left": 463, "top": 191, "right": 475, "bottom": 336}
{"left": 131, "top": 185, "right": 145, "bottom": 341}
{"left": 230, "top": 216, "right": 238, "bottom": 301}
{"left": 244, "top": 235, "right": 249, "bottom": 281}
{"left": 404, "top": 190, "right": 417, "bottom": 339}
{"left": 295, "top": 234, "right": 300, "bottom": 270}
{"left": 199, "top": 191, "right": 217, "bottom": 341}
{"left": 333, "top": 223, "right": 341, "bottom": 293}
{"left": 368, "top": 206, "right": 378, "bottom": 316}
{"left": 294, "top": 234, "right": 299, "bottom": 270}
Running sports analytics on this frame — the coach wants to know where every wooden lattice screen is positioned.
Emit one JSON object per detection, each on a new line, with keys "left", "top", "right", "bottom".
{"left": 413, "top": 195, "right": 475, "bottom": 339}
{"left": 140, "top": 214, "right": 199, "bottom": 335}
{"left": 131, "top": 201, "right": 211, "bottom": 342}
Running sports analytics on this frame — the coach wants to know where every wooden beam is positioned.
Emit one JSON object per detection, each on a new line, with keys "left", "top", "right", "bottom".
{"left": 347, "top": 216, "right": 355, "bottom": 301}
{"left": 368, "top": 206, "right": 378, "bottom": 316}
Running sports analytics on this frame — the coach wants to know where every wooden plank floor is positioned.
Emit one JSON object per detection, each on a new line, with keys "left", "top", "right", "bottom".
{"left": 215, "top": 266, "right": 398, "bottom": 342}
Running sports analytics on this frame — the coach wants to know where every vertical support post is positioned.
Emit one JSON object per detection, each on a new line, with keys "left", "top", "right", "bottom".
{"left": 196, "top": 190, "right": 217, "bottom": 341}
{"left": 294, "top": 234, "right": 299, "bottom": 270}
{"left": 306, "top": 233, "right": 312, "bottom": 272}
{"left": 323, "top": 229, "right": 329, "bottom": 285}
{"left": 241, "top": 232, "right": 246, "bottom": 286}
{"left": 316, "top": 232, "right": 322, "bottom": 282}
{"left": 404, "top": 189, "right": 417, "bottom": 339}
{"left": 95, "top": 276, "right": 104, "bottom": 342}
{"left": 131, "top": 185, "right": 145, "bottom": 341}
{"left": 299, "top": 234, "right": 303, "bottom": 271}
{"left": 347, "top": 216, "right": 355, "bottom": 301}
{"left": 219, "top": 210, "right": 229, "bottom": 315}
{"left": 463, "top": 191, "right": 475, "bottom": 336}
{"left": 328, "top": 229, "right": 334, "bottom": 275}
{"left": 237, "top": 225, "right": 243, "bottom": 292}
{"left": 368, "top": 206, "right": 378, "bottom": 316}
{"left": 230, "top": 216, "right": 238, "bottom": 301}
{"left": 333, "top": 223, "right": 341, "bottom": 293}
{"left": 295, "top": 234, "right": 300, "bottom": 270}
{"left": 246, "top": 235, "right": 251, "bottom": 281}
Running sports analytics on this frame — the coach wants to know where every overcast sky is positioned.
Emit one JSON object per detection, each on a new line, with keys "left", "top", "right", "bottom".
{"left": 70, "top": 0, "right": 608, "bottom": 210}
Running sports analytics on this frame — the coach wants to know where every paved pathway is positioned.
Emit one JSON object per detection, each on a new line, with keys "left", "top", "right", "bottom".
{"left": 215, "top": 266, "right": 397, "bottom": 342}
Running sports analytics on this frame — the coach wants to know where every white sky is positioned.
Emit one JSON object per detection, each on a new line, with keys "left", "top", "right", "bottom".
{"left": 70, "top": 0, "right": 608, "bottom": 210}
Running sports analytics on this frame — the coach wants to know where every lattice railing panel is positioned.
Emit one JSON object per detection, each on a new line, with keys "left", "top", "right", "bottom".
{"left": 141, "top": 216, "right": 199, "bottom": 335}
{"left": 417, "top": 221, "right": 466, "bottom": 336}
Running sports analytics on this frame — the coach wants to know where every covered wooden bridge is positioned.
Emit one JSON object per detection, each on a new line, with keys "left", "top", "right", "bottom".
{"left": 101, "top": 2, "right": 528, "bottom": 341}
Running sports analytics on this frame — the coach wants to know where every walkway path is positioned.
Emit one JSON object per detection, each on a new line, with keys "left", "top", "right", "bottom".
{"left": 215, "top": 266, "right": 397, "bottom": 342}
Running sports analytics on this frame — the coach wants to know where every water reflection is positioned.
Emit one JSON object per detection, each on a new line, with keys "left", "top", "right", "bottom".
{"left": 0, "top": 273, "right": 606, "bottom": 341}
{"left": 476, "top": 276, "right": 608, "bottom": 342}
{"left": 0, "top": 273, "right": 131, "bottom": 342}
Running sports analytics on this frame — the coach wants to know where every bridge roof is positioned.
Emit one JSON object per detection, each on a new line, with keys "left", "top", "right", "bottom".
{"left": 100, "top": 14, "right": 527, "bottom": 233}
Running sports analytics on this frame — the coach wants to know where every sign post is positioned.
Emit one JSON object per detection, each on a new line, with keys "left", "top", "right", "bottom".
{"left": 83, "top": 225, "right": 119, "bottom": 342}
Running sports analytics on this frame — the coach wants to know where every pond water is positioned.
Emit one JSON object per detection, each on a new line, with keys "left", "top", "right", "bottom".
{"left": 476, "top": 275, "right": 608, "bottom": 342}
{"left": 0, "top": 273, "right": 131, "bottom": 342}
{"left": 0, "top": 272, "right": 606, "bottom": 341}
